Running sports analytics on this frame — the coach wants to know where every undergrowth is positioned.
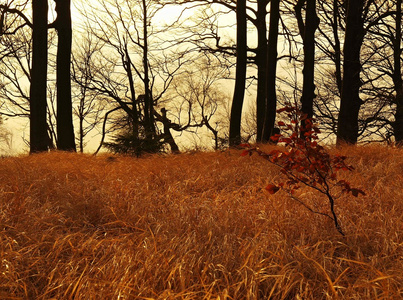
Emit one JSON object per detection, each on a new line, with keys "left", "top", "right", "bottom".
{"left": 0, "top": 145, "right": 402, "bottom": 299}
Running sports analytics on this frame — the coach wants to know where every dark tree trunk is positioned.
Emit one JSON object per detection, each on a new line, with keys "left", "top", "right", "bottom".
{"left": 393, "top": 0, "right": 403, "bottom": 145}
{"left": 296, "top": 0, "right": 319, "bottom": 126}
{"left": 332, "top": 0, "right": 342, "bottom": 94}
{"left": 337, "top": 0, "right": 365, "bottom": 145}
{"left": 124, "top": 46, "right": 140, "bottom": 141}
{"left": 79, "top": 104, "right": 84, "bottom": 152}
{"left": 229, "top": 0, "right": 247, "bottom": 146}
{"left": 142, "top": 0, "right": 155, "bottom": 140}
{"left": 264, "top": 0, "right": 280, "bottom": 142}
{"left": 161, "top": 108, "right": 179, "bottom": 153}
{"left": 55, "top": 0, "right": 76, "bottom": 151}
{"left": 256, "top": 0, "right": 268, "bottom": 142}
{"left": 30, "top": 0, "right": 49, "bottom": 153}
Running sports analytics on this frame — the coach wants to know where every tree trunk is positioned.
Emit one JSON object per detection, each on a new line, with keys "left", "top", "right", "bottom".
{"left": 229, "top": 0, "right": 247, "bottom": 146}
{"left": 142, "top": 0, "right": 155, "bottom": 140}
{"left": 256, "top": 0, "right": 268, "bottom": 142}
{"left": 264, "top": 0, "right": 280, "bottom": 142}
{"left": 393, "top": 0, "right": 403, "bottom": 145}
{"left": 161, "top": 108, "right": 179, "bottom": 153}
{"left": 337, "top": 0, "right": 365, "bottom": 145}
{"left": 79, "top": 104, "right": 84, "bottom": 152}
{"left": 124, "top": 46, "right": 140, "bottom": 141}
{"left": 296, "top": 0, "right": 319, "bottom": 126}
{"left": 55, "top": 0, "right": 76, "bottom": 151}
{"left": 30, "top": 0, "right": 48, "bottom": 153}
{"left": 332, "top": 0, "right": 342, "bottom": 94}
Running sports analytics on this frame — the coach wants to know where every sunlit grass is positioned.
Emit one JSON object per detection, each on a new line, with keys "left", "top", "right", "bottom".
{"left": 0, "top": 145, "right": 402, "bottom": 299}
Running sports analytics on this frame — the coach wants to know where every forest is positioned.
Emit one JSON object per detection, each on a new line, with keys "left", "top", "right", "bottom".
{"left": 0, "top": 0, "right": 402, "bottom": 154}
{"left": 1, "top": 1, "right": 403, "bottom": 298}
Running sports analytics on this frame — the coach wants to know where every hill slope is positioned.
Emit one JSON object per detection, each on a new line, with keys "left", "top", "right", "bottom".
{"left": 0, "top": 145, "right": 402, "bottom": 299}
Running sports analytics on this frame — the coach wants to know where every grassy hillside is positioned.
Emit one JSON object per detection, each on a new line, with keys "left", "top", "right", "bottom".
{"left": 0, "top": 145, "right": 402, "bottom": 299}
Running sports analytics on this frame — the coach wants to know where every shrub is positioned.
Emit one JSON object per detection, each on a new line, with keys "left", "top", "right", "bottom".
{"left": 242, "top": 105, "right": 365, "bottom": 235}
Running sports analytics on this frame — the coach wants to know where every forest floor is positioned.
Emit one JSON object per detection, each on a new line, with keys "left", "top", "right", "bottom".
{"left": 0, "top": 145, "right": 402, "bottom": 299}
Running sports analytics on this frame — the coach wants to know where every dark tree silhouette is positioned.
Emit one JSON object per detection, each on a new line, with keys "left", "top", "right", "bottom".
{"left": 54, "top": 0, "right": 76, "bottom": 151}
{"left": 295, "top": 0, "right": 320, "bottom": 128}
{"left": 255, "top": 0, "right": 269, "bottom": 142}
{"left": 30, "top": 0, "right": 49, "bottom": 152}
{"left": 263, "top": 0, "right": 280, "bottom": 142}
{"left": 393, "top": 0, "right": 403, "bottom": 145}
{"left": 229, "top": 0, "right": 247, "bottom": 146}
{"left": 337, "top": 0, "right": 365, "bottom": 145}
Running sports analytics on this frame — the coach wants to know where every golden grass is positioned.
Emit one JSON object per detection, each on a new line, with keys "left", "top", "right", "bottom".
{"left": 0, "top": 145, "right": 402, "bottom": 299}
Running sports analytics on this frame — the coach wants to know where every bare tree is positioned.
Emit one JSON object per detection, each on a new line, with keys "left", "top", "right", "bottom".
{"left": 75, "top": 0, "right": 191, "bottom": 154}
{"left": 71, "top": 34, "right": 105, "bottom": 152}
{"left": 166, "top": 56, "right": 230, "bottom": 150}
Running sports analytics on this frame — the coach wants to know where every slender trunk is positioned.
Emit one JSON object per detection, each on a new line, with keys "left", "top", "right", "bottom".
{"left": 337, "top": 0, "right": 365, "bottom": 145}
{"left": 256, "top": 0, "right": 268, "bottom": 142}
{"left": 142, "top": 0, "right": 154, "bottom": 140}
{"left": 229, "top": 0, "right": 247, "bottom": 146}
{"left": 30, "top": 0, "right": 48, "bottom": 153}
{"left": 299, "top": 0, "right": 319, "bottom": 122}
{"left": 55, "top": 0, "right": 76, "bottom": 151}
{"left": 264, "top": 0, "right": 280, "bottom": 142}
{"left": 79, "top": 108, "right": 84, "bottom": 153}
{"left": 124, "top": 47, "right": 139, "bottom": 140}
{"left": 393, "top": 0, "right": 403, "bottom": 145}
{"left": 333, "top": 0, "right": 342, "bottom": 94}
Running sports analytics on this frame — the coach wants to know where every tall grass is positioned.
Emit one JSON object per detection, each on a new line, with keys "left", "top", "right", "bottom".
{"left": 0, "top": 145, "right": 402, "bottom": 299}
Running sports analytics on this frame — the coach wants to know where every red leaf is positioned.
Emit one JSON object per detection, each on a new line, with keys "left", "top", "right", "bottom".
{"left": 269, "top": 149, "right": 280, "bottom": 156}
{"left": 240, "top": 150, "right": 250, "bottom": 157}
{"left": 279, "top": 138, "right": 292, "bottom": 144}
{"left": 265, "top": 184, "right": 280, "bottom": 194}
{"left": 297, "top": 166, "right": 305, "bottom": 172}
{"left": 278, "top": 121, "right": 286, "bottom": 126}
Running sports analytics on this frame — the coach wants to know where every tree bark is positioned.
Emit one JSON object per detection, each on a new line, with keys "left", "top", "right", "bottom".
{"left": 393, "top": 0, "right": 403, "bottom": 145}
{"left": 30, "top": 0, "right": 49, "bottom": 153}
{"left": 142, "top": 0, "right": 155, "bottom": 140}
{"left": 256, "top": 0, "right": 268, "bottom": 142}
{"left": 296, "top": 0, "right": 319, "bottom": 125}
{"left": 161, "top": 108, "right": 179, "bottom": 153}
{"left": 229, "top": 0, "right": 247, "bottom": 146}
{"left": 337, "top": 0, "right": 365, "bottom": 145}
{"left": 124, "top": 46, "right": 140, "bottom": 141}
{"left": 264, "top": 0, "right": 280, "bottom": 142}
{"left": 332, "top": 0, "right": 342, "bottom": 94}
{"left": 55, "top": 0, "right": 76, "bottom": 151}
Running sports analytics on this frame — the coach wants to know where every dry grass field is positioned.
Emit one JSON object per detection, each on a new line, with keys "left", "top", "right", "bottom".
{"left": 0, "top": 145, "right": 402, "bottom": 299}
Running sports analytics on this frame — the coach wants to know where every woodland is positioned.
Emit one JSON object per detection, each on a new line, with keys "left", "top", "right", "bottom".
{"left": 0, "top": 0, "right": 402, "bottom": 154}
{"left": 1, "top": 1, "right": 403, "bottom": 298}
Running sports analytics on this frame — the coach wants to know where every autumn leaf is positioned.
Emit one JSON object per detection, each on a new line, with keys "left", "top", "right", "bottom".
{"left": 240, "top": 150, "right": 250, "bottom": 157}
{"left": 265, "top": 184, "right": 280, "bottom": 194}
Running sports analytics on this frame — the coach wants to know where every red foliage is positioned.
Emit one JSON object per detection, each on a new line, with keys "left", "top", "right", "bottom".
{"left": 242, "top": 105, "right": 365, "bottom": 235}
{"left": 265, "top": 184, "right": 280, "bottom": 194}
